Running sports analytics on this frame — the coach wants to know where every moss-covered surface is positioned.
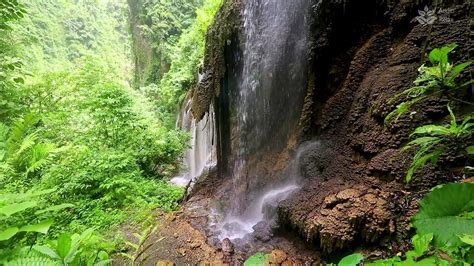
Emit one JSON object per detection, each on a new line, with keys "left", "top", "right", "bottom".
{"left": 190, "top": 0, "right": 242, "bottom": 120}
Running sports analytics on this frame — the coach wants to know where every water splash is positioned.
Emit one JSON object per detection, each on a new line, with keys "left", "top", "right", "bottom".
{"left": 212, "top": 141, "right": 320, "bottom": 241}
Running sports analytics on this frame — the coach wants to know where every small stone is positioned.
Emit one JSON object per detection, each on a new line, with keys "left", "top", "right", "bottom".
{"left": 177, "top": 248, "right": 186, "bottom": 256}
{"left": 323, "top": 194, "right": 338, "bottom": 208}
{"left": 364, "top": 194, "right": 377, "bottom": 204}
{"left": 190, "top": 242, "right": 201, "bottom": 249}
{"left": 336, "top": 189, "right": 361, "bottom": 201}
{"left": 268, "top": 250, "right": 287, "bottom": 264}
{"left": 156, "top": 260, "right": 174, "bottom": 266}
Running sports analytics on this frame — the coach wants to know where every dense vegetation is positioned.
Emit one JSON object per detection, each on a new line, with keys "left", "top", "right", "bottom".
{"left": 1, "top": 0, "right": 472, "bottom": 265}
{"left": 0, "top": 0, "right": 221, "bottom": 263}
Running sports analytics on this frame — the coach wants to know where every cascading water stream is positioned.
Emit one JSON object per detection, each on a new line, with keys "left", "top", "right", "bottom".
{"left": 209, "top": 0, "right": 311, "bottom": 241}
{"left": 171, "top": 99, "right": 217, "bottom": 187}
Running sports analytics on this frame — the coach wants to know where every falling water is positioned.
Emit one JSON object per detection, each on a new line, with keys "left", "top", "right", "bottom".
{"left": 212, "top": 141, "right": 320, "bottom": 241}
{"left": 171, "top": 99, "right": 217, "bottom": 187}
{"left": 208, "top": 0, "right": 311, "bottom": 240}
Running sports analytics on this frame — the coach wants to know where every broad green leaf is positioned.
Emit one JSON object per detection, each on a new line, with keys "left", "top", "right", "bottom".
{"left": 33, "top": 245, "right": 61, "bottom": 260}
{"left": 411, "top": 125, "right": 451, "bottom": 136}
{"left": 429, "top": 43, "right": 456, "bottom": 65}
{"left": 412, "top": 233, "right": 433, "bottom": 257}
{"left": 57, "top": 233, "right": 72, "bottom": 259}
{"left": 459, "top": 234, "right": 474, "bottom": 246}
{"left": 338, "top": 253, "right": 364, "bottom": 266}
{"left": 429, "top": 48, "right": 442, "bottom": 64}
{"left": 65, "top": 228, "right": 95, "bottom": 263}
{"left": 0, "top": 227, "right": 19, "bottom": 241}
{"left": 19, "top": 219, "right": 53, "bottom": 234}
{"left": 244, "top": 252, "right": 270, "bottom": 266}
{"left": 449, "top": 61, "right": 471, "bottom": 78}
{"left": 412, "top": 183, "right": 474, "bottom": 247}
{"left": 0, "top": 201, "right": 37, "bottom": 216}
{"left": 405, "top": 137, "right": 440, "bottom": 148}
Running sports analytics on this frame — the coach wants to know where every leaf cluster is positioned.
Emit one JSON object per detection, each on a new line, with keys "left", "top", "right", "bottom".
{"left": 385, "top": 43, "right": 472, "bottom": 124}
{"left": 404, "top": 106, "right": 473, "bottom": 182}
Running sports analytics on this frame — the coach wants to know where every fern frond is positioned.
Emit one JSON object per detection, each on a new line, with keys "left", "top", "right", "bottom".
{"left": 7, "top": 132, "right": 38, "bottom": 171}
{"left": 25, "top": 143, "right": 56, "bottom": 176}
{"left": 7, "top": 114, "right": 39, "bottom": 156}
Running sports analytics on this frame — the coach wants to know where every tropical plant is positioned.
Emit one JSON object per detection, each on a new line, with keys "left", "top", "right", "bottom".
{"left": 32, "top": 228, "right": 111, "bottom": 266}
{"left": 0, "top": 0, "right": 29, "bottom": 120}
{"left": 0, "top": 114, "right": 58, "bottom": 184}
{"left": 120, "top": 223, "right": 161, "bottom": 265}
{"left": 385, "top": 43, "right": 473, "bottom": 124}
{"left": 0, "top": 188, "right": 74, "bottom": 261}
{"left": 403, "top": 105, "right": 473, "bottom": 182}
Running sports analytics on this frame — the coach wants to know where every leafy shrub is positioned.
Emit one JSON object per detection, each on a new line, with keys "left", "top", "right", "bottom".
{"left": 0, "top": 0, "right": 28, "bottom": 121}
{"left": 0, "top": 189, "right": 73, "bottom": 260}
{"left": 385, "top": 44, "right": 473, "bottom": 124}
{"left": 156, "top": 0, "right": 222, "bottom": 125}
{"left": 32, "top": 228, "right": 111, "bottom": 266}
{"left": 404, "top": 106, "right": 473, "bottom": 182}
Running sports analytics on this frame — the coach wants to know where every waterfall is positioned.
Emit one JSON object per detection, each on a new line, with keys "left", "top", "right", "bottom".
{"left": 171, "top": 99, "right": 217, "bottom": 187}
{"left": 214, "top": 0, "right": 311, "bottom": 241}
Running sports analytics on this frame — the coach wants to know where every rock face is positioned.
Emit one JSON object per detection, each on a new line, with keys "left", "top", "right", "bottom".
{"left": 191, "top": 0, "right": 472, "bottom": 255}
{"left": 279, "top": 0, "right": 472, "bottom": 253}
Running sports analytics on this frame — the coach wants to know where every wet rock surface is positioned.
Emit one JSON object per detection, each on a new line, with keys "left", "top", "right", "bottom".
{"left": 180, "top": 0, "right": 472, "bottom": 261}
{"left": 280, "top": 0, "right": 472, "bottom": 254}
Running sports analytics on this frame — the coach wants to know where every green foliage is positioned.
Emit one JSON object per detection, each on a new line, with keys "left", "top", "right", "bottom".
{"left": 0, "top": 189, "right": 74, "bottom": 260}
{"left": 404, "top": 105, "right": 473, "bottom": 182}
{"left": 338, "top": 253, "right": 364, "bottom": 266}
{"left": 157, "top": 0, "right": 222, "bottom": 122}
{"left": 0, "top": 114, "right": 59, "bottom": 186}
{"left": 0, "top": 0, "right": 215, "bottom": 262}
{"left": 128, "top": 0, "right": 203, "bottom": 86}
{"left": 0, "top": 0, "right": 26, "bottom": 29}
{"left": 244, "top": 252, "right": 270, "bottom": 266}
{"left": 32, "top": 228, "right": 111, "bottom": 266}
{"left": 385, "top": 44, "right": 473, "bottom": 124}
{"left": 120, "top": 223, "right": 161, "bottom": 265}
{"left": 0, "top": 0, "right": 29, "bottom": 121}
{"left": 412, "top": 183, "right": 474, "bottom": 247}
